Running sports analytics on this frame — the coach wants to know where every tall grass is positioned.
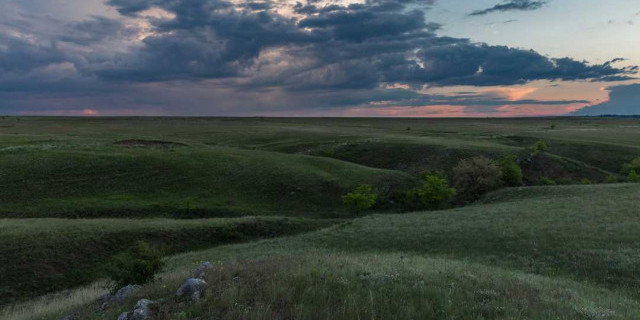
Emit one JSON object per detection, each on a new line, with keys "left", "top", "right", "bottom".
{"left": 0, "top": 217, "right": 338, "bottom": 303}
{"left": 0, "top": 282, "right": 107, "bottom": 320}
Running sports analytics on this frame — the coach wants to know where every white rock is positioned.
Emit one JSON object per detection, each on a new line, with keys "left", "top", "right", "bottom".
{"left": 117, "top": 312, "right": 130, "bottom": 320}
{"left": 176, "top": 278, "right": 207, "bottom": 301}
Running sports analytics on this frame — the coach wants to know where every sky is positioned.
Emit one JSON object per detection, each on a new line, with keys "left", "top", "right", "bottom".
{"left": 0, "top": 0, "right": 638, "bottom": 117}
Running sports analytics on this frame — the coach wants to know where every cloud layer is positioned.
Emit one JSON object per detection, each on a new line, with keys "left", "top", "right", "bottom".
{"left": 572, "top": 84, "right": 640, "bottom": 116}
{"left": 470, "top": 0, "right": 548, "bottom": 16}
{"left": 0, "top": 0, "right": 637, "bottom": 116}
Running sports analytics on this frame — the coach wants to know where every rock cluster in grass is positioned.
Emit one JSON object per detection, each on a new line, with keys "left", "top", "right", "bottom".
{"left": 111, "top": 261, "right": 212, "bottom": 319}
{"left": 98, "top": 285, "right": 142, "bottom": 309}
{"left": 176, "top": 261, "right": 212, "bottom": 301}
{"left": 176, "top": 278, "right": 207, "bottom": 301}
{"left": 117, "top": 299, "right": 158, "bottom": 320}
{"left": 59, "top": 261, "right": 214, "bottom": 320}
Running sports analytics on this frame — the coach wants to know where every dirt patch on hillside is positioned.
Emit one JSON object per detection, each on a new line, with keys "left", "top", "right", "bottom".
{"left": 113, "top": 139, "right": 186, "bottom": 148}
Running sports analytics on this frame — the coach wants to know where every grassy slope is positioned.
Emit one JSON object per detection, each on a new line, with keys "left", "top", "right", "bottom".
{"left": 0, "top": 145, "right": 414, "bottom": 218}
{"left": 0, "top": 217, "right": 339, "bottom": 303}
{"left": 245, "top": 117, "right": 640, "bottom": 177}
{"left": 2, "top": 117, "right": 640, "bottom": 319}
{"left": 36, "top": 183, "right": 640, "bottom": 320}
{"left": 2, "top": 117, "right": 637, "bottom": 219}
{"left": 503, "top": 135, "right": 640, "bottom": 174}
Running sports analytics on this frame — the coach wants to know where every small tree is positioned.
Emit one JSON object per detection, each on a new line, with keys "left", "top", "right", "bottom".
{"left": 621, "top": 157, "right": 640, "bottom": 182}
{"left": 343, "top": 184, "right": 377, "bottom": 212}
{"left": 408, "top": 174, "right": 456, "bottom": 210}
{"left": 628, "top": 170, "right": 640, "bottom": 183}
{"left": 419, "top": 169, "right": 449, "bottom": 181}
{"left": 106, "top": 241, "right": 164, "bottom": 291}
{"left": 499, "top": 155, "right": 523, "bottom": 187}
{"left": 531, "top": 140, "right": 548, "bottom": 155}
{"left": 451, "top": 156, "right": 503, "bottom": 203}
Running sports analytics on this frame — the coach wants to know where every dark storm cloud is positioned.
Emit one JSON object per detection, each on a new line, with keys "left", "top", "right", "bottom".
{"left": 100, "top": 0, "right": 317, "bottom": 81}
{"left": 297, "top": 7, "right": 428, "bottom": 42}
{"left": 469, "top": 0, "right": 547, "bottom": 16}
{"left": 60, "top": 16, "right": 136, "bottom": 45}
{"left": 103, "top": 0, "right": 164, "bottom": 16}
{"left": 0, "top": 0, "right": 637, "bottom": 115}
{"left": 95, "top": 0, "right": 634, "bottom": 88}
{"left": 572, "top": 84, "right": 640, "bottom": 116}
{"left": 0, "top": 32, "right": 69, "bottom": 74}
{"left": 241, "top": 2, "right": 271, "bottom": 10}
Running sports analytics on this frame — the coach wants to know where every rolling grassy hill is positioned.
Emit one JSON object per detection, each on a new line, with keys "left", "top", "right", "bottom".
{"left": 0, "top": 145, "right": 415, "bottom": 218}
{"left": 14, "top": 183, "right": 640, "bottom": 320}
{"left": 2, "top": 117, "right": 637, "bottom": 219}
{"left": 0, "top": 217, "right": 339, "bottom": 304}
{"left": 2, "top": 117, "right": 640, "bottom": 319}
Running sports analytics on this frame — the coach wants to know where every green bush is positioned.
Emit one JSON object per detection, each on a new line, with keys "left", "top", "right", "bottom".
{"left": 499, "top": 155, "right": 523, "bottom": 187}
{"left": 451, "top": 156, "right": 503, "bottom": 203}
{"left": 419, "top": 169, "right": 448, "bottom": 181}
{"left": 531, "top": 140, "right": 548, "bottom": 155}
{"left": 343, "top": 184, "right": 377, "bottom": 213}
{"left": 540, "top": 177, "right": 556, "bottom": 185}
{"left": 105, "top": 241, "right": 164, "bottom": 291}
{"left": 580, "top": 178, "right": 591, "bottom": 185}
{"left": 407, "top": 174, "right": 456, "bottom": 210}
{"left": 621, "top": 157, "right": 640, "bottom": 174}
{"left": 621, "top": 158, "right": 640, "bottom": 182}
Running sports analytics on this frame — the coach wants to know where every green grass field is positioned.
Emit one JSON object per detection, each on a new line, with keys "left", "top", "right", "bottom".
{"left": 0, "top": 146, "right": 414, "bottom": 218}
{"left": 2, "top": 117, "right": 640, "bottom": 319}
{"left": 11, "top": 183, "right": 640, "bottom": 320}
{"left": 0, "top": 217, "right": 339, "bottom": 303}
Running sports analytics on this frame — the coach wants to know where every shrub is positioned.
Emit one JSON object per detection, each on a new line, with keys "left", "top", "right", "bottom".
{"left": 621, "top": 158, "right": 640, "bottom": 182}
{"left": 419, "top": 169, "right": 448, "bottom": 181}
{"left": 451, "top": 156, "right": 503, "bottom": 203}
{"left": 531, "top": 140, "right": 548, "bottom": 154}
{"left": 105, "top": 241, "right": 164, "bottom": 291}
{"left": 580, "top": 178, "right": 591, "bottom": 185}
{"left": 540, "top": 177, "right": 556, "bottom": 185}
{"left": 621, "top": 157, "right": 640, "bottom": 175}
{"left": 343, "top": 184, "right": 377, "bottom": 212}
{"left": 407, "top": 174, "right": 456, "bottom": 210}
{"left": 499, "top": 155, "right": 523, "bottom": 187}
{"left": 621, "top": 157, "right": 640, "bottom": 176}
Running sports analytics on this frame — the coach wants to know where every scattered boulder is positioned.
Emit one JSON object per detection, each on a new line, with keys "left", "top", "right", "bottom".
{"left": 117, "top": 299, "right": 158, "bottom": 320}
{"left": 176, "top": 278, "right": 207, "bottom": 301}
{"left": 191, "top": 261, "right": 212, "bottom": 279}
{"left": 117, "top": 312, "right": 130, "bottom": 320}
{"left": 99, "top": 284, "right": 142, "bottom": 309}
{"left": 114, "top": 285, "right": 142, "bottom": 302}
{"left": 131, "top": 299, "right": 157, "bottom": 320}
